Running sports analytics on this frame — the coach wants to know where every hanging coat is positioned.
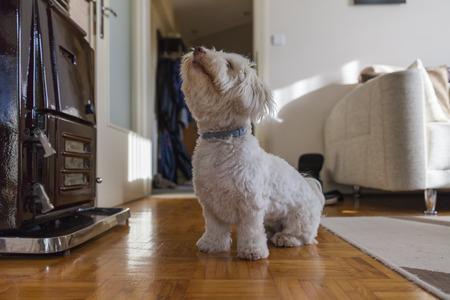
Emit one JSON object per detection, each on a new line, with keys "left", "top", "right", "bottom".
{"left": 156, "top": 57, "right": 193, "bottom": 183}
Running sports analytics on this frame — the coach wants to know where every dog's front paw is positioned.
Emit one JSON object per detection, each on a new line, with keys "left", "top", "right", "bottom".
{"left": 270, "top": 232, "right": 302, "bottom": 248}
{"left": 197, "top": 233, "right": 231, "bottom": 253}
{"left": 238, "top": 244, "right": 269, "bottom": 261}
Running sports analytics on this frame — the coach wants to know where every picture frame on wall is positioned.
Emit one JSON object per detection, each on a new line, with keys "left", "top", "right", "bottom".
{"left": 355, "top": 0, "right": 406, "bottom": 4}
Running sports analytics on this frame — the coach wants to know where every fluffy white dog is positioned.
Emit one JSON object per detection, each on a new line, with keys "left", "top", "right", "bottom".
{"left": 180, "top": 47, "right": 325, "bottom": 261}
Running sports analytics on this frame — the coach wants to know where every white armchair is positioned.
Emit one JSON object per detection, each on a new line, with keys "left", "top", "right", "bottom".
{"left": 324, "top": 68, "right": 450, "bottom": 213}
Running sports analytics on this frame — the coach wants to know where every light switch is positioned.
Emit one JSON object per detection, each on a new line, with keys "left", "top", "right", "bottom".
{"left": 272, "top": 34, "right": 285, "bottom": 46}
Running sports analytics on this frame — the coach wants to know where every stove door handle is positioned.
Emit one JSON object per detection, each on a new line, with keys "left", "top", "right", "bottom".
{"left": 33, "top": 183, "right": 55, "bottom": 214}
{"left": 33, "top": 129, "right": 57, "bottom": 158}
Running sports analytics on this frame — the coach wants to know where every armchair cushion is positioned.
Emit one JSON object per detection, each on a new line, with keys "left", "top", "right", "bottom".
{"left": 359, "top": 62, "right": 450, "bottom": 120}
{"left": 427, "top": 122, "right": 450, "bottom": 171}
{"left": 407, "top": 59, "right": 449, "bottom": 122}
{"left": 426, "top": 66, "right": 450, "bottom": 119}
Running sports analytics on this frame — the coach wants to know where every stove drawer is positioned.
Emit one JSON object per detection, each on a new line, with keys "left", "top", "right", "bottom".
{"left": 55, "top": 117, "right": 96, "bottom": 207}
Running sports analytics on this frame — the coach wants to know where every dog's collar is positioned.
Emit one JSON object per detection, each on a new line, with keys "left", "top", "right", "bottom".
{"left": 201, "top": 128, "right": 247, "bottom": 140}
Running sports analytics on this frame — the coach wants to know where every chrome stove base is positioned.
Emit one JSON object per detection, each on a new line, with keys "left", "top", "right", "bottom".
{"left": 0, "top": 207, "right": 130, "bottom": 255}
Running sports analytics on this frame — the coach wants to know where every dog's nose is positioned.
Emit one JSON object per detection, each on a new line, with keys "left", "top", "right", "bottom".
{"left": 194, "top": 46, "right": 206, "bottom": 56}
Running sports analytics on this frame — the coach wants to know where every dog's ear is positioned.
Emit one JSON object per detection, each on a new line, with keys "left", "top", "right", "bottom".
{"left": 236, "top": 69, "right": 275, "bottom": 121}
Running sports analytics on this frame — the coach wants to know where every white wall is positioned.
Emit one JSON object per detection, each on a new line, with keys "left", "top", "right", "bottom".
{"left": 258, "top": 0, "right": 450, "bottom": 191}
{"left": 191, "top": 22, "right": 253, "bottom": 58}
{"left": 69, "top": 1, "right": 90, "bottom": 39}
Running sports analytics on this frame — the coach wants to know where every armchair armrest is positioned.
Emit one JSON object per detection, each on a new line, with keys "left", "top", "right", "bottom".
{"left": 324, "top": 70, "right": 427, "bottom": 191}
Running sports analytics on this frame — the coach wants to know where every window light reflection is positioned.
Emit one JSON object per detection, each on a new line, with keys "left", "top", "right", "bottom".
{"left": 128, "top": 133, "right": 151, "bottom": 182}
{"left": 272, "top": 60, "right": 361, "bottom": 119}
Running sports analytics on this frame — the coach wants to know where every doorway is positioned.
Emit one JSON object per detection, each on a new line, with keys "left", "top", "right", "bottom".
{"left": 151, "top": 0, "right": 254, "bottom": 190}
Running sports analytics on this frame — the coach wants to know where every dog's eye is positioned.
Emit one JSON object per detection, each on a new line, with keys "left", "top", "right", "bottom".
{"left": 226, "top": 61, "right": 231, "bottom": 69}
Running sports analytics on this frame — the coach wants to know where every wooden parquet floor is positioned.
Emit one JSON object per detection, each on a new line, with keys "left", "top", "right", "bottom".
{"left": 1, "top": 191, "right": 449, "bottom": 299}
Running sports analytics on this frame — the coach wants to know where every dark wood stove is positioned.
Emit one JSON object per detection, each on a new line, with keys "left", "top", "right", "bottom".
{"left": 0, "top": 0, "right": 97, "bottom": 232}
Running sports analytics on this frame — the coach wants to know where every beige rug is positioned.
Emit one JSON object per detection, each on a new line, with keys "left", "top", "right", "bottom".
{"left": 320, "top": 216, "right": 450, "bottom": 300}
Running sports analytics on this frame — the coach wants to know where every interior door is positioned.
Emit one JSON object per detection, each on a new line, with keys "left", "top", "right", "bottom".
{"left": 94, "top": 0, "right": 152, "bottom": 207}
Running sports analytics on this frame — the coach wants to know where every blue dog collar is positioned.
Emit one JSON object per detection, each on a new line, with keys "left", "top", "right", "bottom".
{"left": 201, "top": 128, "right": 247, "bottom": 140}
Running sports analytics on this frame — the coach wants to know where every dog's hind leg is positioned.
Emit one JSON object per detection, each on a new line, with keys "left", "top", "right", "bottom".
{"left": 271, "top": 206, "right": 321, "bottom": 247}
{"left": 237, "top": 210, "right": 269, "bottom": 261}
{"left": 270, "top": 232, "right": 303, "bottom": 247}
{"left": 197, "top": 205, "right": 232, "bottom": 253}
{"left": 270, "top": 210, "right": 304, "bottom": 248}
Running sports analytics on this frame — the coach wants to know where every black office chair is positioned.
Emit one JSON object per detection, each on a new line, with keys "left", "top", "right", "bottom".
{"left": 298, "top": 153, "right": 342, "bottom": 205}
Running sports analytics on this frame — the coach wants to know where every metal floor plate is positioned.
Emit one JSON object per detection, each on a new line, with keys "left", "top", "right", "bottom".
{"left": 0, "top": 207, "right": 130, "bottom": 255}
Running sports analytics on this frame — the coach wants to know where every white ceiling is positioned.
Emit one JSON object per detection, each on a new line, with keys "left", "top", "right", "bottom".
{"left": 171, "top": 0, "right": 252, "bottom": 47}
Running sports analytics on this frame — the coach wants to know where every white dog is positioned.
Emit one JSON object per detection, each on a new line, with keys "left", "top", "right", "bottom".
{"left": 180, "top": 47, "right": 325, "bottom": 261}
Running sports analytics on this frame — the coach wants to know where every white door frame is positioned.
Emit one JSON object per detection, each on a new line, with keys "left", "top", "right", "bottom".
{"left": 253, "top": 0, "right": 269, "bottom": 148}
{"left": 253, "top": 0, "right": 269, "bottom": 84}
